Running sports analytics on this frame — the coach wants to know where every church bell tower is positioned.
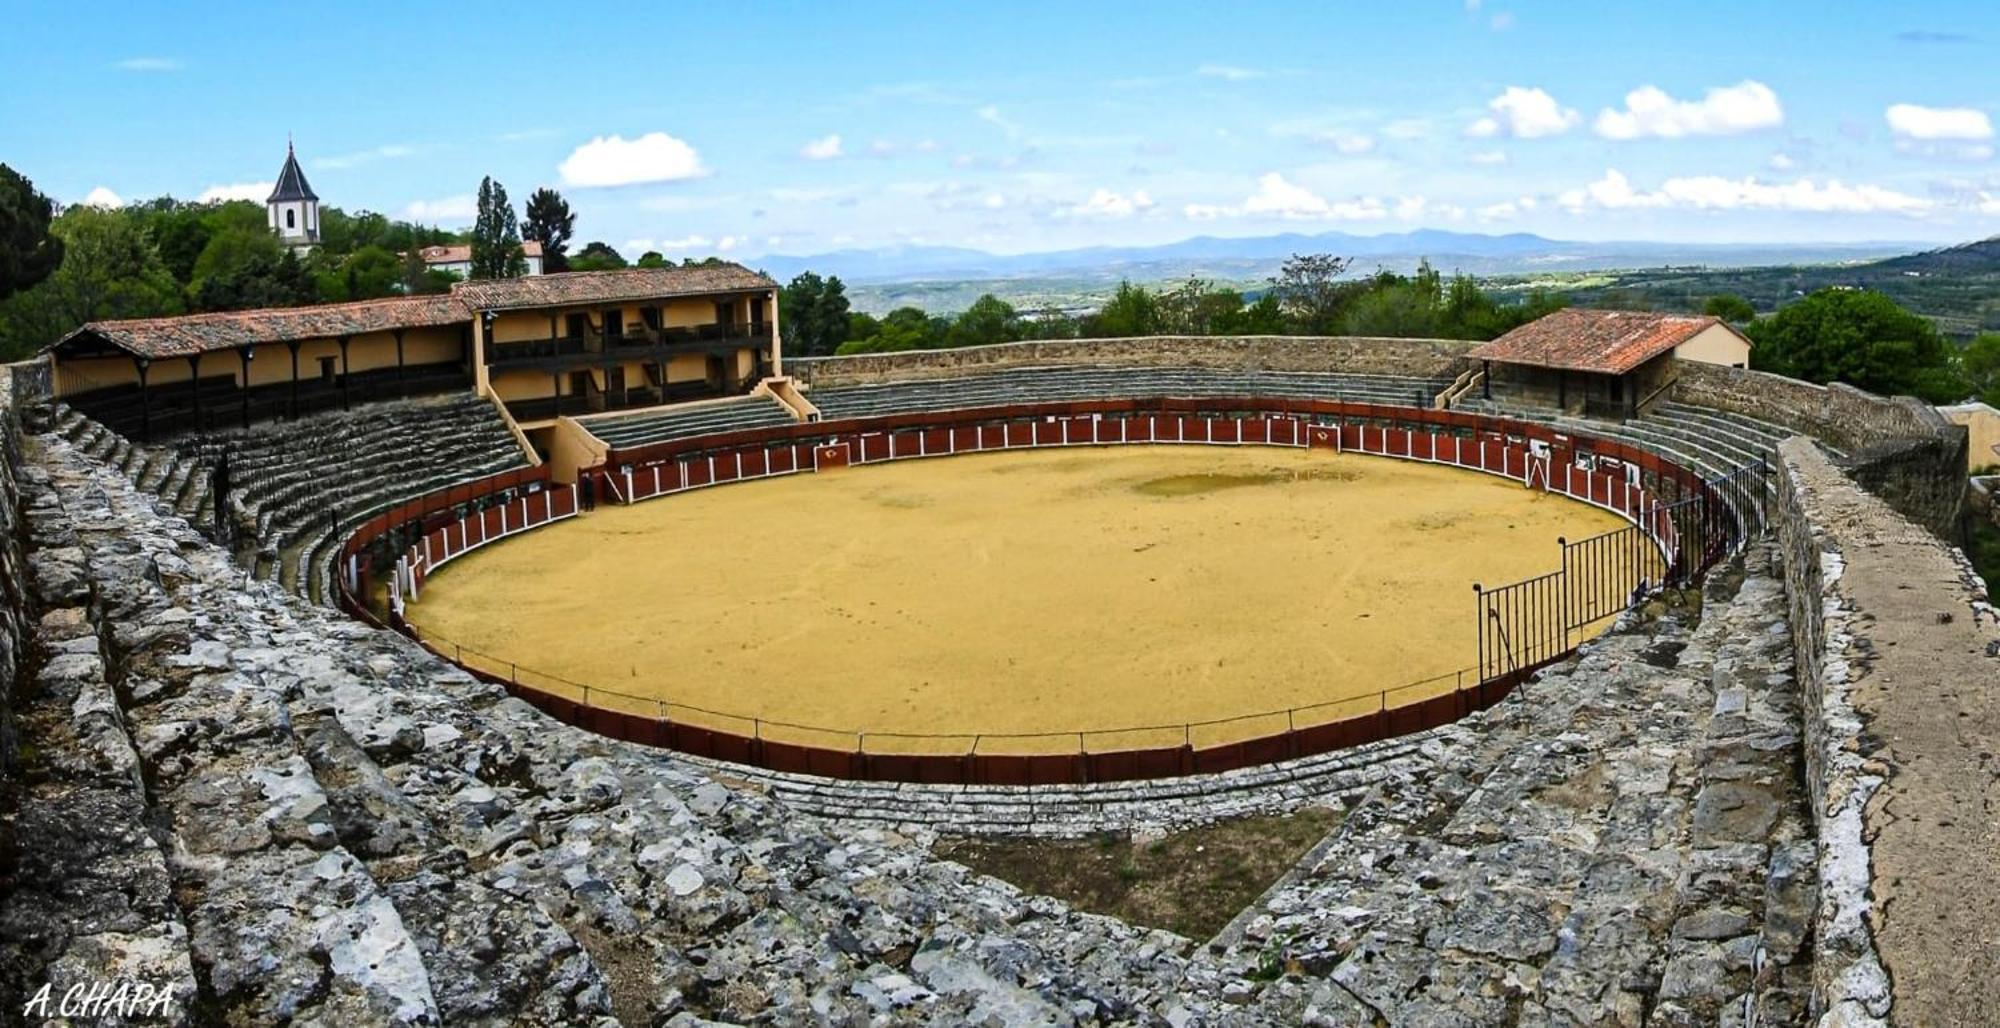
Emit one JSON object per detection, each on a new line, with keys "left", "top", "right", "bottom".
{"left": 266, "top": 139, "right": 320, "bottom": 251}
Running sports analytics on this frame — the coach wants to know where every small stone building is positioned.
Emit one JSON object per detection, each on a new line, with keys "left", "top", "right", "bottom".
{"left": 1469, "top": 309, "right": 1751, "bottom": 419}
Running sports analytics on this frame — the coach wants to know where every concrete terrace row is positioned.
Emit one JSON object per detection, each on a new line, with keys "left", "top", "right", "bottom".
{"left": 583, "top": 393, "right": 797, "bottom": 450}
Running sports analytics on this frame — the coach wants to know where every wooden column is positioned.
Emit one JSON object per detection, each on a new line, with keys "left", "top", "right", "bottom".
{"left": 288, "top": 340, "right": 302, "bottom": 418}
{"left": 338, "top": 335, "right": 352, "bottom": 410}
{"left": 239, "top": 346, "right": 255, "bottom": 429}
{"left": 393, "top": 328, "right": 407, "bottom": 397}
{"left": 188, "top": 353, "right": 203, "bottom": 432}
{"left": 551, "top": 369, "right": 562, "bottom": 417}
{"left": 134, "top": 356, "right": 151, "bottom": 442}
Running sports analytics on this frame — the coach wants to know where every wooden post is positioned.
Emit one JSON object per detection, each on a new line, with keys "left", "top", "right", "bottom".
{"left": 288, "top": 340, "right": 302, "bottom": 418}
{"left": 238, "top": 346, "right": 254, "bottom": 429}
{"left": 338, "top": 335, "right": 352, "bottom": 410}
{"left": 188, "top": 353, "right": 203, "bottom": 432}
{"left": 393, "top": 328, "right": 406, "bottom": 398}
{"left": 134, "top": 356, "right": 151, "bottom": 442}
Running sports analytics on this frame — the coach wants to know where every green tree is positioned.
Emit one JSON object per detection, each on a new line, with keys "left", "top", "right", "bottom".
{"left": 521, "top": 187, "right": 576, "bottom": 272}
{"left": 847, "top": 311, "right": 882, "bottom": 341}
{"left": 569, "top": 241, "right": 627, "bottom": 271}
{"left": 1269, "top": 253, "right": 1355, "bottom": 333}
{"left": 779, "top": 272, "right": 852, "bottom": 357}
{"left": 191, "top": 238, "right": 316, "bottom": 311}
{"left": 1214, "top": 293, "right": 1286, "bottom": 335}
{"left": 837, "top": 306, "right": 939, "bottom": 354}
{"left": 1746, "top": 288, "right": 1966, "bottom": 403}
{"left": 0, "top": 204, "right": 180, "bottom": 358}
{"left": 1703, "top": 293, "right": 1757, "bottom": 324}
{"left": 0, "top": 164, "right": 64, "bottom": 301}
{"left": 1084, "top": 280, "right": 1160, "bottom": 337}
{"left": 469, "top": 176, "right": 526, "bottom": 280}
{"left": 635, "top": 251, "right": 668, "bottom": 269}
{"left": 1159, "top": 277, "right": 1248, "bottom": 336}
{"left": 316, "top": 245, "right": 401, "bottom": 302}
{"left": 1962, "top": 333, "right": 2000, "bottom": 409}
{"left": 948, "top": 293, "right": 1019, "bottom": 347}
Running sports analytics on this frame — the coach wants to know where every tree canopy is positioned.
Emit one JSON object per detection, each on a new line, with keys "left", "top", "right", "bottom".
{"left": 0, "top": 164, "right": 64, "bottom": 301}
{"left": 1702, "top": 293, "right": 1757, "bottom": 324}
{"left": 0, "top": 204, "right": 181, "bottom": 358}
{"left": 779, "top": 272, "right": 853, "bottom": 357}
{"left": 1746, "top": 287, "right": 1966, "bottom": 403}
{"left": 569, "top": 241, "right": 627, "bottom": 272}
{"left": 469, "top": 177, "right": 526, "bottom": 280}
{"left": 521, "top": 187, "right": 575, "bottom": 272}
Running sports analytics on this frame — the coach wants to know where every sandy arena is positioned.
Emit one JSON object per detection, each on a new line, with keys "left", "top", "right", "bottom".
{"left": 405, "top": 446, "right": 1637, "bottom": 752}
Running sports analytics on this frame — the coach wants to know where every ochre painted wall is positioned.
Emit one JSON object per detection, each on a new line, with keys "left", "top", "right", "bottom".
{"left": 1672, "top": 324, "right": 1751, "bottom": 369}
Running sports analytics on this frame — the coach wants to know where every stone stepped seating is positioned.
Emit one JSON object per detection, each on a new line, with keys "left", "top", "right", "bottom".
{"left": 24, "top": 424, "right": 1202, "bottom": 1025}
{"left": 583, "top": 393, "right": 798, "bottom": 450}
{"left": 803, "top": 365, "right": 1442, "bottom": 421}
{"left": 50, "top": 395, "right": 529, "bottom": 604}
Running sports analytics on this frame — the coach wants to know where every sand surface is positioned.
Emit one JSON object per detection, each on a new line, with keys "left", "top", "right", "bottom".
{"left": 407, "top": 447, "right": 1633, "bottom": 752}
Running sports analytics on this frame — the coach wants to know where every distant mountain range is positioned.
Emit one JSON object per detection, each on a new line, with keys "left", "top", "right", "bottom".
{"left": 747, "top": 230, "right": 1928, "bottom": 286}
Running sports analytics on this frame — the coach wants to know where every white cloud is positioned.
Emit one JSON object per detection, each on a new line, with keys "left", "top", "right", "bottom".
{"left": 1065, "top": 188, "right": 1156, "bottom": 218}
{"left": 315, "top": 144, "right": 418, "bottom": 170}
{"left": 1593, "top": 80, "right": 1783, "bottom": 139}
{"left": 982, "top": 193, "right": 1006, "bottom": 209}
{"left": 799, "top": 134, "right": 844, "bottom": 160}
{"left": 1488, "top": 12, "right": 1515, "bottom": 31}
{"left": 1468, "top": 149, "right": 1509, "bottom": 165}
{"left": 1393, "top": 195, "right": 1428, "bottom": 220}
{"left": 1196, "top": 63, "right": 1264, "bottom": 81}
{"left": 80, "top": 186, "right": 122, "bottom": 208}
{"left": 1978, "top": 192, "right": 2000, "bottom": 214}
{"left": 1382, "top": 118, "right": 1431, "bottom": 140}
{"left": 557, "top": 132, "right": 708, "bottom": 187}
{"left": 402, "top": 195, "right": 478, "bottom": 223}
{"left": 868, "top": 139, "right": 897, "bottom": 157}
{"left": 114, "top": 57, "right": 181, "bottom": 72}
{"left": 1885, "top": 103, "right": 1995, "bottom": 159}
{"left": 1321, "top": 133, "right": 1375, "bottom": 155}
{"left": 976, "top": 105, "right": 1024, "bottom": 140}
{"left": 1185, "top": 173, "right": 1397, "bottom": 221}
{"left": 1478, "top": 200, "right": 1520, "bottom": 219}
{"left": 1768, "top": 152, "right": 1797, "bottom": 171}
{"left": 1467, "top": 86, "right": 1580, "bottom": 139}
{"left": 198, "top": 182, "right": 273, "bottom": 203}
{"left": 1885, "top": 103, "right": 1994, "bottom": 140}
{"left": 1558, "top": 168, "right": 1931, "bottom": 214}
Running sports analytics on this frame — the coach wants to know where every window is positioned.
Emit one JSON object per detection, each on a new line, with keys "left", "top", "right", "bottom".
{"left": 286, "top": 209, "right": 296, "bottom": 230}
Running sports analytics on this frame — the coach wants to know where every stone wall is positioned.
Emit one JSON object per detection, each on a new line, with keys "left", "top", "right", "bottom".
{"left": 1770, "top": 437, "right": 2000, "bottom": 1024}
{"left": 786, "top": 334, "right": 1478, "bottom": 387}
{"left": 1673, "top": 361, "right": 1967, "bottom": 538}
{"left": 0, "top": 364, "right": 30, "bottom": 774}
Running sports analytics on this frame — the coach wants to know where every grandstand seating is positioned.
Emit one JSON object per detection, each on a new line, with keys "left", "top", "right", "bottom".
{"left": 801, "top": 365, "right": 1446, "bottom": 420}
{"left": 50, "top": 394, "right": 528, "bottom": 605}
{"left": 1454, "top": 397, "right": 1798, "bottom": 480}
{"left": 585, "top": 394, "right": 798, "bottom": 450}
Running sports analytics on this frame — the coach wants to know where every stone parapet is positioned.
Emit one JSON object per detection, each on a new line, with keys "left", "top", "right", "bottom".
{"left": 786, "top": 334, "right": 1478, "bottom": 387}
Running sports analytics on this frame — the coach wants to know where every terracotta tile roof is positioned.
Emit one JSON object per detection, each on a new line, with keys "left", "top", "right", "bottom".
{"left": 417, "top": 241, "right": 543, "bottom": 265}
{"left": 1468, "top": 309, "right": 1744, "bottom": 375}
{"left": 53, "top": 294, "right": 470, "bottom": 360}
{"left": 451, "top": 263, "right": 776, "bottom": 312}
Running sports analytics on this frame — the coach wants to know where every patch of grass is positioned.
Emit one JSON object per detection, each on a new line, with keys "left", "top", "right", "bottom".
{"left": 934, "top": 807, "right": 1341, "bottom": 940}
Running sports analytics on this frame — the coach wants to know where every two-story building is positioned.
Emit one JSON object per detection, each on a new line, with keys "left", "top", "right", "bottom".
{"left": 43, "top": 263, "right": 785, "bottom": 460}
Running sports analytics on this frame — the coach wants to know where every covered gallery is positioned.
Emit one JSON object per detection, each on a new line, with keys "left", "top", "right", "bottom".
{"left": 1469, "top": 309, "right": 1751, "bottom": 419}
{"left": 45, "top": 262, "right": 784, "bottom": 442}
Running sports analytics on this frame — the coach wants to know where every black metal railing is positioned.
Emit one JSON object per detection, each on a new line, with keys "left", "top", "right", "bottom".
{"left": 486, "top": 324, "right": 773, "bottom": 367}
{"left": 1475, "top": 456, "right": 1768, "bottom": 683}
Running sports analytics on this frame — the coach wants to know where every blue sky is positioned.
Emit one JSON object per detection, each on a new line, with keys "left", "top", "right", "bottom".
{"left": 4, "top": 1, "right": 1997, "bottom": 258}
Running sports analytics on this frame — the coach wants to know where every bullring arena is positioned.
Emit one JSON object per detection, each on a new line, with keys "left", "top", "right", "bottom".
{"left": 2, "top": 275, "right": 1994, "bottom": 1026}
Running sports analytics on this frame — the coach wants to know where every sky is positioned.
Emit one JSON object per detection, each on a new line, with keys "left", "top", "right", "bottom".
{"left": 3, "top": 1, "right": 1998, "bottom": 260}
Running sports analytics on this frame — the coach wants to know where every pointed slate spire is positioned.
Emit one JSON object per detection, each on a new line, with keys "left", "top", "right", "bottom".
{"left": 267, "top": 139, "right": 318, "bottom": 204}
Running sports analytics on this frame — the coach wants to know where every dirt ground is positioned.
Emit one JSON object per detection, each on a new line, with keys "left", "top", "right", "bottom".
{"left": 934, "top": 806, "right": 1344, "bottom": 941}
{"left": 406, "top": 446, "right": 1630, "bottom": 752}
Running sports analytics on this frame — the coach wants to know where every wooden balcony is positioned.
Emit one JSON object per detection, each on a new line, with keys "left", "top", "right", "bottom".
{"left": 486, "top": 324, "right": 773, "bottom": 369}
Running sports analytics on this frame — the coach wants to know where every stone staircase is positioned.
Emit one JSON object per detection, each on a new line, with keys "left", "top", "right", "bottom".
{"left": 803, "top": 365, "right": 1445, "bottom": 421}
{"left": 583, "top": 394, "right": 798, "bottom": 450}
{"left": 48, "top": 395, "right": 529, "bottom": 607}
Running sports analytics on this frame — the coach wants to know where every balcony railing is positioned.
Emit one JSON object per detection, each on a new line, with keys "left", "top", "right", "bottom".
{"left": 505, "top": 380, "right": 731, "bottom": 422}
{"left": 487, "top": 324, "right": 773, "bottom": 367}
